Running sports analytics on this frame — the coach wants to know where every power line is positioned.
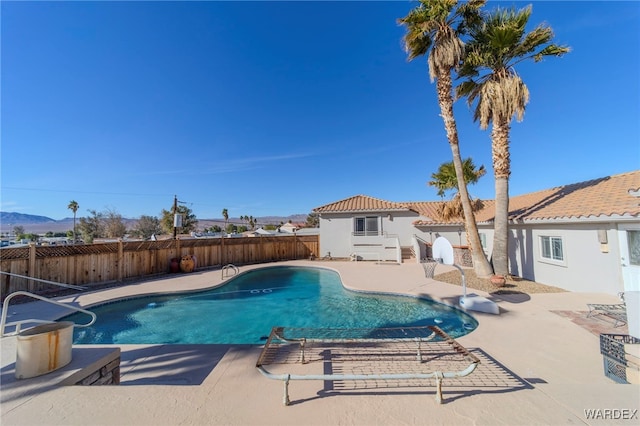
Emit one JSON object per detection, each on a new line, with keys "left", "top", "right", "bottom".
{"left": 1, "top": 186, "right": 171, "bottom": 198}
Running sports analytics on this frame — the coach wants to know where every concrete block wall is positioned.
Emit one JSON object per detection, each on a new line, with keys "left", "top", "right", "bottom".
{"left": 74, "top": 357, "right": 120, "bottom": 385}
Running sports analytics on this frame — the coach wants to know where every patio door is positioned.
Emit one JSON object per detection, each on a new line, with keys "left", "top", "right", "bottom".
{"left": 618, "top": 224, "right": 640, "bottom": 338}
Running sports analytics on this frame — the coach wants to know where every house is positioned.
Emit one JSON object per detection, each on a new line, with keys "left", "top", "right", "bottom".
{"left": 242, "top": 228, "right": 274, "bottom": 237}
{"left": 313, "top": 170, "right": 640, "bottom": 295}
{"left": 278, "top": 222, "right": 299, "bottom": 234}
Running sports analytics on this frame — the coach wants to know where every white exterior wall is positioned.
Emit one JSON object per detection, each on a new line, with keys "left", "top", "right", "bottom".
{"left": 414, "top": 226, "right": 476, "bottom": 252}
{"left": 519, "top": 223, "right": 624, "bottom": 294}
{"left": 479, "top": 222, "right": 626, "bottom": 294}
{"left": 318, "top": 213, "right": 353, "bottom": 258}
{"left": 318, "top": 211, "right": 421, "bottom": 260}
{"left": 320, "top": 208, "right": 637, "bottom": 294}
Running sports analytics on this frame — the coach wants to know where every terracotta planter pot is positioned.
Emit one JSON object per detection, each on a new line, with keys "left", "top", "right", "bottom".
{"left": 169, "top": 258, "right": 180, "bottom": 273}
{"left": 490, "top": 275, "right": 506, "bottom": 287}
{"left": 179, "top": 255, "right": 195, "bottom": 273}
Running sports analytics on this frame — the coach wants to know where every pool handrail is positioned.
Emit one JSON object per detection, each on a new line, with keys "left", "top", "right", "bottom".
{"left": 221, "top": 264, "right": 239, "bottom": 279}
{"left": 0, "top": 291, "right": 97, "bottom": 337}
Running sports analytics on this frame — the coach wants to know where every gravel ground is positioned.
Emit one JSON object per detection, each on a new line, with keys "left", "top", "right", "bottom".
{"left": 433, "top": 269, "right": 566, "bottom": 294}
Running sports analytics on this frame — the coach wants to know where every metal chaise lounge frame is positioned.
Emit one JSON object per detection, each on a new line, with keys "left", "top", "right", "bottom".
{"left": 256, "top": 325, "right": 480, "bottom": 405}
{"left": 587, "top": 293, "right": 627, "bottom": 327}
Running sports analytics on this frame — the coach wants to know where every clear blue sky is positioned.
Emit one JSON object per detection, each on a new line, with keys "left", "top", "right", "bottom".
{"left": 2, "top": 1, "right": 639, "bottom": 221}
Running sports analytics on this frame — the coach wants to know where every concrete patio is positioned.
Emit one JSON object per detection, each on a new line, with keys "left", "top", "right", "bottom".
{"left": 1, "top": 260, "right": 638, "bottom": 425}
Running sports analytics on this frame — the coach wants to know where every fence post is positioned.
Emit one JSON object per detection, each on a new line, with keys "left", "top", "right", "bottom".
{"left": 221, "top": 234, "right": 225, "bottom": 265}
{"left": 28, "top": 243, "right": 36, "bottom": 292}
{"left": 118, "top": 239, "right": 124, "bottom": 282}
{"left": 2, "top": 274, "right": 10, "bottom": 302}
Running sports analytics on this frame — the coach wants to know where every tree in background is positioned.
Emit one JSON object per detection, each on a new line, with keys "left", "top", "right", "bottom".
{"left": 67, "top": 200, "right": 79, "bottom": 244}
{"left": 160, "top": 205, "right": 197, "bottom": 235}
{"left": 13, "top": 225, "right": 25, "bottom": 238}
{"left": 398, "top": 0, "right": 493, "bottom": 277}
{"left": 208, "top": 225, "right": 222, "bottom": 233}
{"left": 78, "top": 209, "right": 104, "bottom": 244}
{"left": 132, "top": 215, "right": 162, "bottom": 240}
{"left": 44, "top": 231, "right": 67, "bottom": 238}
{"left": 428, "top": 158, "right": 485, "bottom": 221}
{"left": 222, "top": 208, "right": 229, "bottom": 234}
{"left": 225, "top": 223, "right": 237, "bottom": 234}
{"left": 103, "top": 208, "right": 127, "bottom": 238}
{"left": 457, "top": 5, "right": 569, "bottom": 276}
{"left": 22, "top": 233, "right": 39, "bottom": 242}
{"left": 305, "top": 212, "right": 319, "bottom": 228}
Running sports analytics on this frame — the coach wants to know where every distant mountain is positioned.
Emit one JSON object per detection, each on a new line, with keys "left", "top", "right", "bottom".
{"left": 0, "top": 212, "right": 57, "bottom": 224}
{"left": 0, "top": 212, "right": 310, "bottom": 234}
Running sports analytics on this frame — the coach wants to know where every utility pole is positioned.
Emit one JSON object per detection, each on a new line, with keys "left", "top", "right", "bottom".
{"left": 173, "top": 195, "right": 178, "bottom": 240}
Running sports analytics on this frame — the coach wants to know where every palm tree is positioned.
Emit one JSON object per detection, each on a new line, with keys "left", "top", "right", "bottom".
{"left": 428, "top": 158, "right": 485, "bottom": 222}
{"left": 399, "top": 0, "right": 493, "bottom": 277}
{"left": 457, "top": 5, "right": 569, "bottom": 276}
{"left": 222, "top": 208, "right": 228, "bottom": 235}
{"left": 67, "top": 200, "right": 79, "bottom": 244}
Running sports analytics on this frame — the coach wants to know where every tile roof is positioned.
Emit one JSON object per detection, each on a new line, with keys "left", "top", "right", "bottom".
{"left": 404, "top": 202, "right": 444, "bottom": 221}
{"left": 314, "top": 171, "right": 640, "bottom": 225}
{"left": 419, "top": 170, "right": 640, "bottom": 225}
{"left": 313, "top": 195, "right": 413, "bottom": 213}
{"left": 501, "top": 170, "right": 640, "bottom": 221}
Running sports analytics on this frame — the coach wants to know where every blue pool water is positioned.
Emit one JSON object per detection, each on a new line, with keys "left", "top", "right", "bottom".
{"left": 63, "top": 266, "right": 477, "bottom": 344}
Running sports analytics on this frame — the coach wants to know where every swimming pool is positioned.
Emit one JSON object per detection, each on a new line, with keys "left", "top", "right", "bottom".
{"left": 63, "top": 266, "right": 477, "bottom": 344}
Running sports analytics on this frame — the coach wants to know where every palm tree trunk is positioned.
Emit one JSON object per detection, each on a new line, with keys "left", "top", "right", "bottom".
{"left": 491, "top": 120, "right": 511, "bottom": 276}
{"left": 436, "top": 71, "right": 493, "bottom": 277}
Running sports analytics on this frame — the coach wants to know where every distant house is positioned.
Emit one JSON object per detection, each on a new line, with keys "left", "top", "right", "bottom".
{"left": 243, "top": 228, "right": 274, "bottom": 237}
{"left": 278, "top": 222, "right": 299, "bottom": 234}
{"left": 313, "top": 170, "right": 640, "bottom": 295}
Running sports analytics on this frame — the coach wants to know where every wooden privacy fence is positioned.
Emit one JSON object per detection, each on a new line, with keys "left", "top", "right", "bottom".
{"left": 0, "top": 235, "right": 319, "bottom": 299}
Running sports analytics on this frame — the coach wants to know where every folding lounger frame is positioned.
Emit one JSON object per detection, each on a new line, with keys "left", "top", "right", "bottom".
{"left": 587, "top": 303, "right": 627, "bottom": 327}
{"left": 256, "top": 325, "right": 480, "bottom": 405}
{"left": 587, "top": 294, "right": 627, "bottom": 327}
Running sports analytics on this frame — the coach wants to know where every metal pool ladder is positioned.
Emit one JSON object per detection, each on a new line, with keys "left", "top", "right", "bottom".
{"left": 1, "top": 291, "right": 97, "bottom": 337}
{"left": 0, "top": 272, "right": 97, "bottom": 337}
{"left": 221, "top": 264, "right": 239, "bottom": 279}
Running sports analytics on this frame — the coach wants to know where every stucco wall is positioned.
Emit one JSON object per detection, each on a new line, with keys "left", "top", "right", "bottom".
{"left": 318, "top": 214, "right": 353, "bottom": 258}
{"left": 522, "top": 223, "right": 624, "bottom": 294}
{"left": 320, "top": 211, "right": 635, "bottom": 294}
{"left": 414, "top": 226, "right": 470, "bottom": 248}
{"left": 318, "top": 212, "right": 421, "bottom": 259}
{"left": 478, "top": 223, "right": 624, "bottom": 294}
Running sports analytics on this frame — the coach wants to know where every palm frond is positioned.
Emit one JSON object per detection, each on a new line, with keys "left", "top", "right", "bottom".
{"left": 436, "top": 193, "right": 485, "bottom": 222}
{"left": 457, "top": 4, "right": 566, "bottom": 128}
{"left": 428, "top": 157, "right": 486, "bottom": 199}
{"left": 534, "top": 43, "right": 571, "bottom": 61}
{"left": 399, "top": 0, "right": 486, "bottom": 80}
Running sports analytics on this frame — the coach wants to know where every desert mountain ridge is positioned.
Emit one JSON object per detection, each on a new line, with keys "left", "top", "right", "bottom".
{"left": 0, "top": 211, "right": 309, "bottom": 234}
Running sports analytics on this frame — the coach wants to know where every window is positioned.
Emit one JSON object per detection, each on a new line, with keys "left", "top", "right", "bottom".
{"left": 540, "top": 236, "right": 564, "bottom": 262}
{"left": 628, "top": 230, "right": 640, "bottom": 266}
{"left": 354, "top": 216, "right": 379, "bottom": 236}
{"left": 479, "top": 233, "right": 487, "bottom": 250}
